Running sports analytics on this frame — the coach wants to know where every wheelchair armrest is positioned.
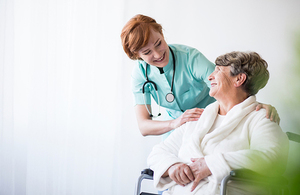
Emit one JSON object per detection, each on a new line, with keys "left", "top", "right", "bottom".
{"left": 135, "top": 169, "right": 156, "bottom": 195}
{"left": 286, "top": 131, "right": 300, "bottom": 143}
{"left": 229, "top": 169, "right": 288, "bottom": 186}
{"left": 141, "top": 168, "right": 154, "bottom": 177}
{"left": 230, "top": 169, "right": 262, "bottom": 179}
{"left": 220, "top": 169, "right": 289, "bottom": 195}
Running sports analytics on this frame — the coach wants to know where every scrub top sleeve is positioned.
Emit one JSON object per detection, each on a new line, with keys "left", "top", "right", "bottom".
{"left": 189, "top": 49, "right": 215, "bottom": 88}
{"left": 131, "top": 63, "right": 151, "bottom": 105}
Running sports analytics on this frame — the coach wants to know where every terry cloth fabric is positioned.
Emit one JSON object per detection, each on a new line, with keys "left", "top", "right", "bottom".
{"left": 147, "top": 96, "right": 289, "bottom": 195}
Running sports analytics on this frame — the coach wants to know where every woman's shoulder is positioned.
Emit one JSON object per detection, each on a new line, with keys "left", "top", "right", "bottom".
{"left": 245, "top": 108, "right": 279, "bottom": 130}
{"left": 176, "top": 121, "right": 199, "bottom": 137}
{"left": 247, "top": 106, "right": 267, "bottom": 120}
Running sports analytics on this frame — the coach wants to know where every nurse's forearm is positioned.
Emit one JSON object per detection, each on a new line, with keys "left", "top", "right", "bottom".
{"left": 134, "top": 104, "right": 174, "bottom": 136}
{"left": 137, "top": 119, "right": 175, "bottom": 136}
{"left": 135, "top": 105, "right": 203, "bottom": 136}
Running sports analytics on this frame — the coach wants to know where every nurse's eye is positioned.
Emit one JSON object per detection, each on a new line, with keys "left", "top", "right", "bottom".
{"left": 144, "top": 51, "right": 151, "bottom": 55}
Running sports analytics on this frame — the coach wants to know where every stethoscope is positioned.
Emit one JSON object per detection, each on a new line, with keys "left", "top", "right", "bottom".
{"left": 142, "top": 46, "right": 176, "bottom": 117}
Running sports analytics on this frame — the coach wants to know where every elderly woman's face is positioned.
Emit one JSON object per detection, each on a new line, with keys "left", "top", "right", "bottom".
{"left": 208, "top": 65, "right": 236, "bottom": 98}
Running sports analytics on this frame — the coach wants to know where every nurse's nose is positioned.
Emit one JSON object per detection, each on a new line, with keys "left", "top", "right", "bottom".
{"left": 152, "top": 49, "right": 161, "bottom": 59}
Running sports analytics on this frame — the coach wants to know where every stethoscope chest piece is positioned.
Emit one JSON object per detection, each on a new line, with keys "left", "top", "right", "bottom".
{"left": 166, "top": 93, "right": 175, "bottom": 103}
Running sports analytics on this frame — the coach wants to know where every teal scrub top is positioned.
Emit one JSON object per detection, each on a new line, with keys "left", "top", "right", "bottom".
{"left": 131, "top": 44, "right": 216, "bottom": 120}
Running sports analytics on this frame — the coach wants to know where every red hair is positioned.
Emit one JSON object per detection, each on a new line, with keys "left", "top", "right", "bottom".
{"left": 121, "top": 14, "right": 163, "bottom": 60}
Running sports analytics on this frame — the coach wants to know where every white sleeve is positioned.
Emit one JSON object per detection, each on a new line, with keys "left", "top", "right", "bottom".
{"left": 147, "top": 124, "right": 187, "bottom": 190}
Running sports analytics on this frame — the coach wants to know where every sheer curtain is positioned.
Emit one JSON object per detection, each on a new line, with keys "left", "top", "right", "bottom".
{"left": 0, "top": 0, "right": 159, "bottom": 194}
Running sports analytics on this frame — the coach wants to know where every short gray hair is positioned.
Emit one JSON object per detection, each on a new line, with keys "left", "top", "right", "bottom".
{"left": 215, "top": 51, "right": 269, "bottom": 95}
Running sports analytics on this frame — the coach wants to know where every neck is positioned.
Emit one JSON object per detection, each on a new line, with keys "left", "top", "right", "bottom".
{"left": 217, "top": 90, "right": 248, "bottom": 115}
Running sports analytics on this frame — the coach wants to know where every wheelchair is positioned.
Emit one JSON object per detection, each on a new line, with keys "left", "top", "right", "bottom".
{"left": 135, "top": 131, "right": 300, "bottom": 195}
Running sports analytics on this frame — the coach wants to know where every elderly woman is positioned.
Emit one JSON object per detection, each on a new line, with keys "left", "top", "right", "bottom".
{"left": 147, "top": 51, "right": 289, "bottom": 194}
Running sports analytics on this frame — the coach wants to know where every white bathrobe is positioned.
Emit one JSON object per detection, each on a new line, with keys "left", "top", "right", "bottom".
{"left": 147, "top": 96, "right": 289, "bottom": 195}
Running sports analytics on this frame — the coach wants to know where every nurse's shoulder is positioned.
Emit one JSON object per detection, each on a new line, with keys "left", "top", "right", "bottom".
{"left": 131, "top": 60, "right": 147, "bottom": 80}
{"left": 169, "top": 44, "right": 204, "bottom": 57}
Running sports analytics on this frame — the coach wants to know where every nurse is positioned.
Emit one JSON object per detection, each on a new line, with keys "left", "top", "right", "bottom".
{"left": 120, "top": 14, "right": 279, "bottom": 138}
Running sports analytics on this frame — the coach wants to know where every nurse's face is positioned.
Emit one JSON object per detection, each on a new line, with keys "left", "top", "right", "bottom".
{"left": 137, "top": 29, "right": 169, "bottom": 68}
{"left": 208, "top": 65, "right": 236, "bottom": 98}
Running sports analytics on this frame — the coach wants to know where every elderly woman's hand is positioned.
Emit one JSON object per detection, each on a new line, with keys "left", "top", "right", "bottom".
{"left": 256, "top": 103, "right": 280, "bottom": 124}
{"left": 170, "top": 108, "right": 204, "bottom": 129}
{"left": 189, "top": 158, "right": 212, "bottom": 192}
{"left": 166, "top": 163, "right": 195, "bottom": 187}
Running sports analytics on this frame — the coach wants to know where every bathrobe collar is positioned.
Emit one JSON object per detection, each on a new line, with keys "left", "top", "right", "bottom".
{"left": 191, "top": 96, "right": 258, "bottom": 155}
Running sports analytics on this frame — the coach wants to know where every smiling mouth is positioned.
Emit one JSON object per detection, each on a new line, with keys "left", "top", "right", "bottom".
{"left": 211, "top": 83, "right": 217, "bottom": 87}
{"left": 154, "top": 52, "right": 165, "bottom": 62}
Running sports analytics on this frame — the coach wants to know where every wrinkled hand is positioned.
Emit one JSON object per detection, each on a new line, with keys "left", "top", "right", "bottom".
{"left": 167, "top": 163, "right": 195, "bottom": 187}
{"left": 189, "top": 158, "right": 212, "bottom": 192}
{"left": 170, "top": 108, "right": 204, "bottom": 129}
{"left": 256, "top": 103, "right": 280, "bottom": 124}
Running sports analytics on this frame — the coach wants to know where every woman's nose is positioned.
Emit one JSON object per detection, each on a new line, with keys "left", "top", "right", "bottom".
{"left": 208, "top": 73, "right": 214, "bottom": 81}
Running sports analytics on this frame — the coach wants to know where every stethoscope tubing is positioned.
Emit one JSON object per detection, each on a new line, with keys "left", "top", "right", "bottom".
{"left": 142, "top": 46, "right": 176, "bottom": 117}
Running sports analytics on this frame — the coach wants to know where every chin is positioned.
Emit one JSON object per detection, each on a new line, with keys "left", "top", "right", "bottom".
{"left": 154, "top": 61, "right": 168, "bottom": 68}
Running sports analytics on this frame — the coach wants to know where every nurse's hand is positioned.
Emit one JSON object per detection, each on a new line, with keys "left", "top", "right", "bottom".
{"left": 256, "top": 103, "right": 280, "bottom": 124}
{"left": 189, "top": 158, "right": 212, "bottom": 192}
{"left": 164, "top": 163, "right": 195, "bottom": 187}
{"left": 170, "top": 108, "right": 204, "bottom": 129}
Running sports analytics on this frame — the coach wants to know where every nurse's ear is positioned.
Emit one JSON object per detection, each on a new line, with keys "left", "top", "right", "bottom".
{"left": 234, "top": 73, "right": 247, "bottom": 87}
{"left": 129, "top": 51, "right": 143, "bottom": 61}
{"left": 134, "top": 52, "right": 143, "bottom": 61}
